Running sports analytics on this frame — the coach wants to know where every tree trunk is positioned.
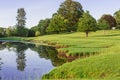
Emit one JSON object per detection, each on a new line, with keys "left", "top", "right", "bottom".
{"left": 86, "top": 31, "right": 88, "bottom": 37}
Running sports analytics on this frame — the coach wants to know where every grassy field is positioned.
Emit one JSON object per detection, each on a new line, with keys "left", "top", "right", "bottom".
{"left": 1, "top": 30, "right": 120, "bottom": 79}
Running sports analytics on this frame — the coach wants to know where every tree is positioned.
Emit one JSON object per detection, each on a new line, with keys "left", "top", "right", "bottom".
{"left": 31, "top": 18, "right": 50, "bottom": 35}
{"left": 16, "top": 8, "right": 26, "bottom": 28}
{"left": 0, "top": 27, "right": 5, "bottom": 37}
{"left": 100, "top": 14, "right": 116, "bottom": 29}
{"left": 97, "top": 19, "right": 110, "bottom": 30}
{"left": 57, "top": 0, "right": 84, "bottom": 31}
{"left": 14, "top": 27, "right": 29, "bottom": 37}
{"left": 114, "top": 9, "right": 120, "bottom": 29}
{"left": 15, "top": 8, "right": 28, "bottom": 37}
{"left": 37, "top": 19, "right": 50, "bottom": 35}
{"left": 6, "top": 27, "right": 12, "bottom": 37}
{"left": 28, "top": 29, "right": 35, "bottom": 37}
{"left": 78, "top": 11, "right": 97, "bottom": 37}
{"left": 47, "top": 14, "right": 68, "bottom": 34}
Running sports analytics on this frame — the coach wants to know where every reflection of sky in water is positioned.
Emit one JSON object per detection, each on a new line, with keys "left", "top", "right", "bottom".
{"left": 0, "top": 47, "right": 54, "bottom": 80}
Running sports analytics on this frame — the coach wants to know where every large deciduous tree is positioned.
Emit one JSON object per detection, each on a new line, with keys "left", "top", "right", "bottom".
{"left": 99, "top": 14, "right": 116, "bottom": 29}
{"left": 78, "top": 11, "right": 97, "bottom": 37}
{"left": 57, "top": 0, "right": 84, "bottom": 31}
{"left": 47, "top": 14, "right": 68, "bottom": 34}
{"left": 114, "top": 10, "right": 120, "bottom": 29}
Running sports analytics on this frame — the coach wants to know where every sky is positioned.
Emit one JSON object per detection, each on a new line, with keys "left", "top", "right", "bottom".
{"left": 0, "top": 0, "right": 120, "bottom": 28}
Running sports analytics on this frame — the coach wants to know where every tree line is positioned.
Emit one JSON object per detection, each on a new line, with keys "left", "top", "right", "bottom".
{"left": 0, "top": 0, "right": 120, "bottom": 37}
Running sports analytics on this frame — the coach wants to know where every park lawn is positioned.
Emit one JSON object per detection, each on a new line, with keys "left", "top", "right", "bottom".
{"left": 0, "top": 30, "right": 120, "bottom": 79}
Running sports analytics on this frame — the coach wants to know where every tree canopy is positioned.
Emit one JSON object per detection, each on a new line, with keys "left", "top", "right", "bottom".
{"left": 97, "top": 19, "right": 110, "bottom": 30}
{"left": 114, "top": 9, "right": 120, "bottom": 29}
{"left": 16, "top": 8, "right": 26, "bottom": 28}
{"left": 15, "top": 8, "right": 28, "bottom": 37}
{"left": 99, "top": 14, "right": 116, "bottom": 29}
{"left": 78, "top": 11, "right": 97, "bottom": 37}
{"left": 57, "top": 0, "right": 84, "bottom": 31}
{"left": 37, "top": 19, "right": 50, "bottom": 35}
{"left": 47, "top": 14, "right": 68, "bottom": 34}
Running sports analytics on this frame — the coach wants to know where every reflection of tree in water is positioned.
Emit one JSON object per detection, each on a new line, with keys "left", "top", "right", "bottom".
{"left": 5, "top": 42, "right": 28, "bottom": 71}
{"left": 0, "top": 42, "right": 6, "bottom": 50}
{"left": 14, "top": 43, "right": 27, "bottom": 71}
{"left": 31, "top": 45, "right": 66, "bottom": 66}
{"left": 0, "top": 41, "right": 67, "bottom": 68}
{"left": 8, "top": 42, "right": 36, "bottom": 71}
{"left": 16, "top": 52, "right": 26, "bottom": 71}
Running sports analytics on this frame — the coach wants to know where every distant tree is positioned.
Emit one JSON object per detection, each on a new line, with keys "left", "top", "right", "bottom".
{"left": 15, "top": 8, "right": 28, "bottom": 37}
{"left": 16, "top": 8, "right": 26, "bottom": 28}
{"left": 31, "top": 25, "right": 38, "bottom": 31}
{"left": 28, "top": 29, "right": 35, "bottom": 37}
{"left": 0, "top": 28, "right": 3, "bottom": 37}
{"left": 6, "top": 28, "right": 12, "bottom": 37}
{"left": 37, "top": 19, "right": 50, "bottom": 35}
{"left": 78, "top": 11, "right": 97, "bottom": 37}
{"left": 0, "top": 27, "right": 6, "bottom": 37}
{"left": 57, "top": 0, "right": 84, "bottom": 31}
{"left": 30, "top": 18, "right": 50, "bottom": 35}
{"left": 47, "top": 14, "right": 68, "bottom": 34}
{"left": 14, "top": 27, "right": 29, "bottom": 37}
{"left": 100, "top": 14, "right": 116, "bottom": 29}
{"left": 97, "top": 20, "right": 110, "bottom": 30}
{"left": 114, "top": 10, "right": 120, "bottom": 29}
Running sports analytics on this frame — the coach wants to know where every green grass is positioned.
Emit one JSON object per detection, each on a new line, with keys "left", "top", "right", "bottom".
{"left": 0, "top": 30, "right": 120, "bottom": 79}
{"left": 42, "top": 53, "right": 120, "bottom": 80}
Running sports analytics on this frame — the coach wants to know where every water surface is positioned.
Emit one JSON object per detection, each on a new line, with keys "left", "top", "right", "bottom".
{"left": 0, "top": 42, "right": 66, "bottom": 80}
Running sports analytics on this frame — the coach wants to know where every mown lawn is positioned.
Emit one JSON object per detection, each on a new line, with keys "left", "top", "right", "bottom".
{"left": 0, "top": 30, "right": 120, "bottom": 79}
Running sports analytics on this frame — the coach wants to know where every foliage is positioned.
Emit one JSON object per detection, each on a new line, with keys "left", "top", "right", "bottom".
{"left": 14, "top": 27, "right": 29, "bottom": 37}
{"left": 114, "top": 9, "right": 120, "bottom": 29}
{"left": 6, "top": 27, "right": 13, "bottom": 37}
{"left": 27, "top": 29, "right": 35, "bottom": 37}
{"left": 97, "top": 19, "right": 110, "bottom": 30}
{"left": 35, "top": 31, "right": 40, "bottom": 37}
{"left": 99, "top": 14, "right": 116, "bottom": 29}
{"left": 47, "top": 14, "right": 68, "bottom": 34}
{"left": 31, "top": 25, "right": 38, "bottom": 31}
{"left": 37, "top": 18, "right": 50, "bottom": 35}
{"left": 16, "top": 8, "right": 26, "bottom": 28}
{"left": 0, "top": 27, "right": 5, "bottom": 37}
{"left": 57, "top": 0, "right": 84, "bottom": 31}
{"left": 30, "top": 19, "right": 50, "bottom": 35}
{"left": 77, "top": 11, "right": 97, "bottom": 37}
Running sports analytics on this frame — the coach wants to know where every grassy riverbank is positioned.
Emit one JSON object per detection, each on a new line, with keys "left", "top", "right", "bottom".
{"left": 0, "top": 30, "right": 120, "bottom": 79}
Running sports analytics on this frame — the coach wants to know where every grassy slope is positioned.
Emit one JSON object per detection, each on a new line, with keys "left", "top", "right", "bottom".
{"left": 1, "top": 30, "right": 120, "bottom": 79}
{"left": 39, "top": 30, "right": 120, "bottom": 79}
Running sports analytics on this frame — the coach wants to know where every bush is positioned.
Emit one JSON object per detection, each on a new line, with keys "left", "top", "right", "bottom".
{"left": 35, "top": 31, "right": 40, "bottom": 37}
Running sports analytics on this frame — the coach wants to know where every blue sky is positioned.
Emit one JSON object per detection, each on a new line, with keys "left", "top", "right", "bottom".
{"left": 0, "top": 0, "right": 120, "bottom": 28}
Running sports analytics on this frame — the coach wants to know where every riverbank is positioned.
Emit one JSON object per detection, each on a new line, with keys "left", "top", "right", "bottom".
{"left": 0, "top": 30, "right": 120, "bottom": 79}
